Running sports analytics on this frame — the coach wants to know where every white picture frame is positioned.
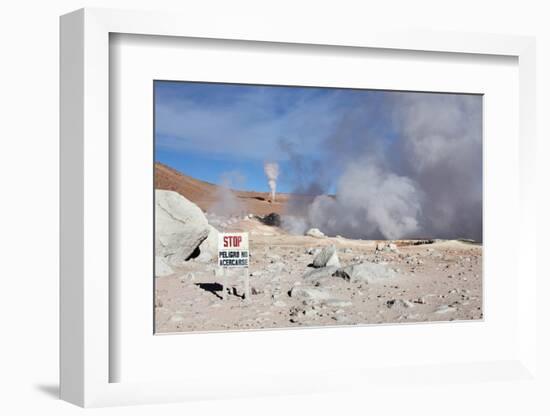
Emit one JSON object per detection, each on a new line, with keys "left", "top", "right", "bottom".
{"left": 60, "top": 8, "right": 537, "bottom": 408}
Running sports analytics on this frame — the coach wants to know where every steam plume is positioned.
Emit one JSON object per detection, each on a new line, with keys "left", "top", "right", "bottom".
{"left": 282, "top": 92, "right": 482, "bottom": 241}
{"left": 208, "top": 171, "right": 245, "bottom": 217}
{"left": 263, "top": 162, "right": 279, "bottom": 202}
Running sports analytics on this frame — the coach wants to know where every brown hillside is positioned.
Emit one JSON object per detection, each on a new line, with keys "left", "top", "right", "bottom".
{"left": 155, "top": 162, "right": 290, "bottom": 216}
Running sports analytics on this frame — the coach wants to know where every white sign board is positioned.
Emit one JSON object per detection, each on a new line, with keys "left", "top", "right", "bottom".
{"left": 218, "top": 232, "right": 249, "bottom": 268}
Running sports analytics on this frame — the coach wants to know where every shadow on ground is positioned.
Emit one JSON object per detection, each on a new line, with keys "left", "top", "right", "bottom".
{"left": 35, "top": 383, "right": 59, "bottom": 399}
{"left": 195, "top": 282, "right": 224, "bottom": 300}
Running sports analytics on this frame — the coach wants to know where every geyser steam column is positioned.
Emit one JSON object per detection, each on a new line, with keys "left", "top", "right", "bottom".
{"left": 263, "top": 162, "right": 279, "bottom": 203}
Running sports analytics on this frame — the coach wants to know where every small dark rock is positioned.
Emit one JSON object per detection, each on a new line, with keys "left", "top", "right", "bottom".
{"left": 260, "top": 212, "right": 281, "bottom": 227}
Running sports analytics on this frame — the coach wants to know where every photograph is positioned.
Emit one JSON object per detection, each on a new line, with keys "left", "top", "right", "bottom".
{"left": 153, "top": 81, "right": 483, "bottom": 333}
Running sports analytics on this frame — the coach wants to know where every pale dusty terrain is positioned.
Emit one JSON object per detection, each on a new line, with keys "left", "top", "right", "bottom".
{"left": 155, "top": 217, "right": 482, "bottom": 333}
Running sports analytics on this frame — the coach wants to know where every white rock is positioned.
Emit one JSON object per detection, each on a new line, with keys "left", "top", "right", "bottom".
{"left": 386, "top": 299, "right": 414, "bottom": 309}
{"left": 303, "top": 309, "right": 318, "bottom": 318}
{"left": 305, "top": 247, "right": 321, "bottom": 255}
{"left": 302, "top": 266, "right": 339, "bottom": 281}
{"left": 156, "top": 190, "right": 210, "bottom": 266}
{"left": 332, "top": 315, "right": 350, "bottom": 323}
{"left": 289, "top": 287, "right": 333, "bottom": 302}
{"left": 324, "top": 299, "right": 353, "bottom": 308}
{"left": 267, "top": 262, "right": 285, "bottom": 273}
{"left": 312, "top": 245, "right": 340, "bottom": 268}
{"left": 434, "top": 305, "right": 457, "bottom": 314}
{"left": 170, "top": 314, "right": 185, "bottom": 323}
{"left": 376, "top": 242, "right": 398, "bottom": 252}
{"left": 326, "top": 253, "right": 341, "bottom": 268}
{"left": 305, "top": 228, "right": 325, "bottom": 238}
{"left": 155, "top": 256, "right": 174, "bottom": 277}
{"left": 334, "top": 262, "right": 396, "bottom": 283}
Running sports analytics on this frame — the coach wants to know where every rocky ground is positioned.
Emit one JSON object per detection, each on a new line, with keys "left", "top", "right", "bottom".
{"left": 155, "top": 213, "right": 482, "bottom": 334}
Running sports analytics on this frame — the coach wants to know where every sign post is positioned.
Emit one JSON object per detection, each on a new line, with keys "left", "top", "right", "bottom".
{"left": 217, "top": 232, "right": 250, "bottom": 300}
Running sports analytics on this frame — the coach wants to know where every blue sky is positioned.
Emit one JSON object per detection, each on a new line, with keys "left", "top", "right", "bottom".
{"left": 154, "top": 81, "right": 398, "bottom": 193}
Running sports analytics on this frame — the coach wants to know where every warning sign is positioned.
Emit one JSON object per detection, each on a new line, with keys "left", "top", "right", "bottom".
{"left": 218, "top": 232, "right": 249, "bottom": 268}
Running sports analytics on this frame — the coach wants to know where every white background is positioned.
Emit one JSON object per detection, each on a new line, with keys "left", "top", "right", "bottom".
{"left": 112, "top": 33, "right": 520, "bottom": 383}
{"left": 0, "top": 1, "right": 548, "bottom": 415}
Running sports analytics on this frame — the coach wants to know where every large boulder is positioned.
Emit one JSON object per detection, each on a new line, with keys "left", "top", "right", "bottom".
{"left": 333, "top": 262, "right": 396, "bottom": 283}
{"left": 302, "top": 266, "right": 339, "bottom": 281}
{"left": 155, "top": 190, "right": 210, "bottom": 266}
{"left": 155, "top": 256, "right": 174, "bottom": 277}
{"left": 312, "top": 245, "right": 340, "bottom": 268}
{"left": 195, "top": 224, "right": 219, "bottom": 263}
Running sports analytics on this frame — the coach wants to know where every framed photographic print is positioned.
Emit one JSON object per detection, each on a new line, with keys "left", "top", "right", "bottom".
{"left": 153, "top": 81, "right": 483, "bottom": 334}
{"left": 60, "top": 7, "right": 538, "bottom": 408}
